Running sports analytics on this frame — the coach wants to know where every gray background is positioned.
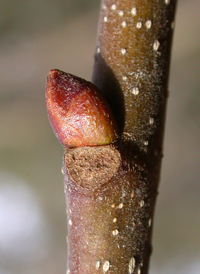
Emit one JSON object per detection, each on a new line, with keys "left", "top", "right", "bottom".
{"left": 0, "top": 0, "right": 199, "bottom": 273}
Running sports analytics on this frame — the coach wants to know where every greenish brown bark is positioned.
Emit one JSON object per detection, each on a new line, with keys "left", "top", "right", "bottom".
{"left": 62, "top": 0, "right": 177, "bottom": 274}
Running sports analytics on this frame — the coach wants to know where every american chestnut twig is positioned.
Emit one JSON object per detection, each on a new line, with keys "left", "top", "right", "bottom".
{"left": 46, "top": 1, "right": 177, "bottom": 273}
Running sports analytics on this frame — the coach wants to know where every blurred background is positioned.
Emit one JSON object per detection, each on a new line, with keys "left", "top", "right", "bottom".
{"left": 0, "top": 0, "right": 199, "bottom": 273}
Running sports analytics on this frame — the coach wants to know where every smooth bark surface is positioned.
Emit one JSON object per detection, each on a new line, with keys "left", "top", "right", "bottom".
{"left": 61, "top": 1, "right": 177, "bottom": 274}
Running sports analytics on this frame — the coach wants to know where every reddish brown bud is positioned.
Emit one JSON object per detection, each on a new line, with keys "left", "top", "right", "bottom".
{"left": 46, "top": 69, "right": 119, "bottom": 148}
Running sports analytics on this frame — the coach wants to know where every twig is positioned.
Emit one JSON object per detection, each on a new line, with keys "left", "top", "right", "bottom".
{"left": 46, "top": 0, "right": 177, "bottom": 273}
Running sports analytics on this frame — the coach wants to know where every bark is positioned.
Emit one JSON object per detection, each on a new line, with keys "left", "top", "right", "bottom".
{"left": 60, "top": 1, "right": 176, "bottom": 274}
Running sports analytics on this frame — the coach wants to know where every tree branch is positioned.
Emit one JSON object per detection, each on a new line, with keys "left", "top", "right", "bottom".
{"left": 46, "top": 0, "right": 177, "bottom": 273}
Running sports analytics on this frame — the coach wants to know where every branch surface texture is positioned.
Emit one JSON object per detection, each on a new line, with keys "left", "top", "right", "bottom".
{"left": 46, "top": 0, "right": 177, "bottom": 273}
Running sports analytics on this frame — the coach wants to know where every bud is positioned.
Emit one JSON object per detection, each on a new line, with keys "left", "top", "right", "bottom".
{"left": 46, "top": 69, "right": 119, "bottom": 147}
